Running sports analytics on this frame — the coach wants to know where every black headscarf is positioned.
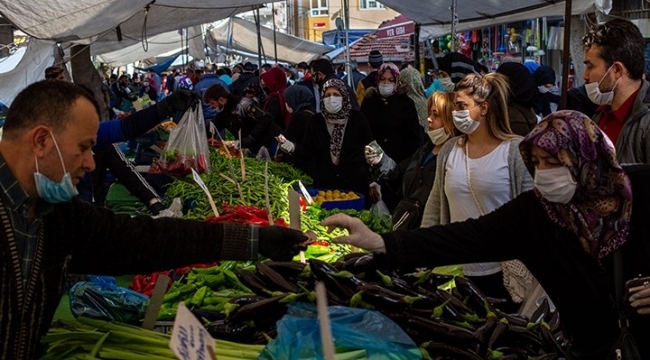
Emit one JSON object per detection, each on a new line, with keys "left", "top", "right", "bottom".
{"left": 534, "top": 65, "right": 556, "bottom": 86}
{"left": 497, "top": 62, "right": 536, "bottom": 107}
{"left": 283, "top": 85, "right": 314, "bottom": 114}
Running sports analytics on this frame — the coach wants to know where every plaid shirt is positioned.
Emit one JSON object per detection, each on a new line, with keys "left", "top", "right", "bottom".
{"left": 0, "top": 154, "right": 52, "bottom": 288}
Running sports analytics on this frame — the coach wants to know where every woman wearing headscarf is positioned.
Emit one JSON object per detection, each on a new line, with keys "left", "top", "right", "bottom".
{"left": 533, "top": 65, "right": 561, "bottom": 116}
{"left": 497, "top": 62, "right": 539, "bottom": 136}
{"left": 399, "top": 67, "right": 429, "bottom": 129}
{"left": 278, "top": 79, "right": 373, "bottom": 200}
{"left": 323, "top": 110, "right": 650, "bottom": 359}
{"left": 281, "top": 85, "right": 316, "bottom": 175}
{"left": 260, "top": 67, "right": 290, "bottom": 130}
{"left": 361, "top": 63, "right": 424, "bottom": 166}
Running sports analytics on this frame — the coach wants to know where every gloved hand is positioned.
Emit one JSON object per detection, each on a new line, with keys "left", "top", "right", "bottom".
{"left": 321, "top": 213, "right": 386, "bottom": 253}
{"left": 276, "top": 134, "right": 295, "bottom": 154}
{"left": 630, "top": 286, "right": 650, "bottom": 315}
{"left": 258, "top": 226, "right": 309, "bottom": 261}
{"left": 364, "top": 141, "right": 384, "bottom": 166}
{"left": 149, "top": 201, "right": 166, "bottom": 216}
{"left": 158, "top": 89, "right": 201, "bottom": 116}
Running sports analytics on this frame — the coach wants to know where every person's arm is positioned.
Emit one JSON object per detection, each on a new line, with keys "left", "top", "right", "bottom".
{"left": 325, "top": 191, "right": 540, "bottom": 270}
{"left": 240, "top": 112, "right": 278, "bottom": 149}
{"left": 420, "top": 140, "right": 453, "bottom": 227}
{"left": 101, "top": 144, "right": 163, "bottom": 213}
{"left": 61, "top": 199, "right": 307, "bottom": 275}
{"left": 96, "top": 89, "right": 199, "bottom": 147}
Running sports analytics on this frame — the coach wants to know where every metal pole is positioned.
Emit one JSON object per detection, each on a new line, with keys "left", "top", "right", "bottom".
{"left": 256, "top": 8, "right": 263, "bottom": 68}
{"left": 560, "top": 0, "right": 572, "bottom": 109}
{"left": 272, "top": 2, "right": 278, "bottom": 63}
{"left": 343, "top": 0, "right": 352, "bottom": 89}
{"left": 450, "top": 0, "right": 457, "bottom": 52}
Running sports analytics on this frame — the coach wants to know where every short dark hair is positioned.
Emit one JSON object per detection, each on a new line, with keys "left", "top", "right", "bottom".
{"left": 310, "top": 58, "right": 334, "bottom": 76}
{"left": 583, "top": 18, "right": 645, "bottom": 80}
{"left": 119, "top": 74, "right": 129, "bottom": 81}
{"left": 4, "top": 80, "right": 100, "bottom": 139}
{"left": 203, "top": 83, "right": 230, "bottom": 102}
{"left": 44, "top": 66, "right": 64, "bottom": 80}
{"left": 109, "top": 74, "right": 118, "bottom": 80}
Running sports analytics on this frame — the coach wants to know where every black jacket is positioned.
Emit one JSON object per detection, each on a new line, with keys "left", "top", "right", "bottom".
{"left": 230, "top": 73, "right": 260, "bottom": 97}
{"left": 379, "top": 165, "right": 650, "bottom": 359}
{"left": 361, "top": 88, "right": 424, "bottom": 165}
{"left": 508, "top": 103, "right": 538, "bottom": 137}
{"left": 293, "top": 110, "right": 373, "bottom": 200}
{"left": 282, "top": 106, "right": 316, "bottom": 176}
{"left": 212, "top": 95, "right": 281, "bottom": 154}
{"left": 371, "top": 140, "right": 437, "bottom": 230}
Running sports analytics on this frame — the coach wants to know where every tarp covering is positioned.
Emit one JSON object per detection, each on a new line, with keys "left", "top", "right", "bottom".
{"left": 376, "top": 0, "right": 595, "bottom": 38}
{"left": 0, "top": 40, "right": 55, "bottom": 106}
{"left": 0, "top": 1, "right": 269, "bottom": 43}
{"left": 92, "top": 30, "right": 191, "bottom": 67}
{"left": 0, "top": 47, "right": 26, "bottom": 74}
{"left": 210, "top": 17, "right": 331, "bottom": 64}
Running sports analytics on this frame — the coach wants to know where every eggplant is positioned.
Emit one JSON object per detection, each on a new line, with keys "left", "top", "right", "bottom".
{"left": 255, "top": 261, "right": 299, "bottom": 293}
{"left": 472, "top": 315, "right": 497, "bottom": 344}
{"left": 406, "top": 314, "right": 475, "bottom": 342}
{"left": 416, "top": 286, "right": 466, "bottom": 321}
{"left": 227, "top": 295, "right": 267, "bottom": 306}
{"left": 264, "top": 261, "right": 307, "bottom": 279}
{"left": 487, "top": 321, "right": 509, "bottom": 350}
{"left": 495, "top": 310, "right": 529, "bottom": 327}
{"left": 539, "top": 323, "right": 566, "bottom": 357}
{"left": 422, "top": 342, "right": 482, "bottom": 360}
{"left": 529, "top": 298, "right": 550, "bottom": 325}
{"left": 228, "top": 293, "right": 288, "bottom": 323}
{"left": 545, "top": 310, "right": 560, "bottom": 333}
{"left": 309, "top": 259, "right": 357, "bottom": 299}
{"left": 358, "top": 283, "right": 415, "bottom": 311}
{"left": 455, "top": 276, "right": 495, "bottom": 317}
{"left": 493, "top": 346, "right": 531, "bottom": 359}
{"left": 235, "top": 269, "right": 271, "bottom": 296}
{"left": 205, "top": 320, "right": 256, "bottom": 343}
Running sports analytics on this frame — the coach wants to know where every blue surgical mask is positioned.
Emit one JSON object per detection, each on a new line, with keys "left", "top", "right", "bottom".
{"left": 33, "top": 132, "right": 79, "bottom": 203}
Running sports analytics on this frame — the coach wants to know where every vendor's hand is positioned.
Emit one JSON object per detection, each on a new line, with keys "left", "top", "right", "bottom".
{"left": 276, "top": 135, "right": 295, "bottom": 154}
{"left": 258, "top": 226, "right": 309, "bottom": 261}
{"left": 364, "top": 141, "right": 383, "bottom": 165}
{"left": 630, "top": 287, "right": 650, "bottom": 314}
{"left": 321, "top": 213, "right": 386, "bottom": 253}
{"left": 159, "top": 89, "right": 201, "bottom": 115}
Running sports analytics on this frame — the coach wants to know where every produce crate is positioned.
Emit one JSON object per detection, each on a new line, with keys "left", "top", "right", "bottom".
{"left": 307, "top": 188, "right": 365, "bottom": 211}
{"left": 153, "top": 321, "right": 174, "bottom": 334}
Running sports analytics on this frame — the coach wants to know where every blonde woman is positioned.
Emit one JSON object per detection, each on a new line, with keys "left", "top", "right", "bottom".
{"left": 421, "top": 73, "right": 534, "bottom": 313}
{"left": 366, "top": 92, "right": 459, "bottom": 230}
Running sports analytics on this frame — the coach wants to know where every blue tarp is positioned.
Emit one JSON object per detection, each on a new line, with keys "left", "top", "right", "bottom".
{"left": 322, "top": 29, "right": 374, "bottom": 47}
{"left": 135, "top": 55, "right": 179, "bottom": 75}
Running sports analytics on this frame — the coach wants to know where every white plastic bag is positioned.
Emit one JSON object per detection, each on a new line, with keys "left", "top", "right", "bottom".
{"left": 157, "top": 106, "right": 210, "bottom": 177}
{"left": 369, "top": 183, "right": 391, "bottom": 226}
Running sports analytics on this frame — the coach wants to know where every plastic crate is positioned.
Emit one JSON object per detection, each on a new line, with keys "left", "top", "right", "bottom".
{"left": 307, "top": 188, "right": 365, "bottom": 211}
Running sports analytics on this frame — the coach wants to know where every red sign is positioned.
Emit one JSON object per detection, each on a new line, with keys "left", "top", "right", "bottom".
{"left": 377, "top": 22, "right": 415, "bottom": 39}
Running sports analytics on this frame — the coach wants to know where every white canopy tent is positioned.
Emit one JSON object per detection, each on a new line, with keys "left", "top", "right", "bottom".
{"left": 0, "top": 40, "right": 55, "bottom": 106}
{"left": 209, "top": 17, "right": 331, "bottom": 64}
{"left": 376, "top": 0, "right": 595, "bottom": 38}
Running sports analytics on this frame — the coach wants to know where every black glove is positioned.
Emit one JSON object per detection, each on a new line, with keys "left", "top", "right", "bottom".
{"left": 258, "top": 226, "right": 308, "bottom": 261}
{"left": 236, "top": 97, "right": 266, "bottom": 120}
{"left": 149, "top": 201, "right": 166, "bottom": 216}
{"left": 158, "top": 89, "right": 201, "bottom": 116}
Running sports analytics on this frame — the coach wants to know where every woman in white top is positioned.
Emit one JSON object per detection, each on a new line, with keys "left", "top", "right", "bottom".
{"left": 420, "top": 73, "right": 534, "bottom": 313}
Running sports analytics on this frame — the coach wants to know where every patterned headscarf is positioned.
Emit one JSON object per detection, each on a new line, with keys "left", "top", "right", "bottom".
{"left": 320, "top": 78, "right": 352, "bottom": 165}
{"left": 375, "top": 63, "right": 400, "bottom": 97}
{"left": 519, "top": 110, "right": 632, "bottom": 261}
{"left": 399, "top": 67, "right": 428, "bottom": 129}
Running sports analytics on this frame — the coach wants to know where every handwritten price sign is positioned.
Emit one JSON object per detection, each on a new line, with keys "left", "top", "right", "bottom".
{"left": 170, "top": 302, "right": 216, "bottom": 360}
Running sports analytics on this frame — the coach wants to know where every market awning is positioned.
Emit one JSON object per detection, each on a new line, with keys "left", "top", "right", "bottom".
{"left": 0, "top": 1, "right": 269, "bottom": 44}
{"left": 0, "top": 40, "right": 55, "bottom": 106}
{"left": 377, "top": 0, "right": 595, "bottom": 38}
{"left": 209, "top": 17, "right": 331, "bottom": 64}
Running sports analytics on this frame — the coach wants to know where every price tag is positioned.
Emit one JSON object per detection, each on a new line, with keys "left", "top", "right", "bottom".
{"left": 169, "top": 302, "right": 217, "bottom": 360}
{"left": 191, "top": 169, "right": 220, "bottom": 217}
{"left": 298, "top": 181, "right": 313, "bottom": 204}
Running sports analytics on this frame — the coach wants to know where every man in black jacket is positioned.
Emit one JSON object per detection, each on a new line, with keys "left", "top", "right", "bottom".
{"left": 230, "top": 62, "right": 260, "bottom": 97}
{"left": 297, "top": 58, "right": 358, "bottom": 112}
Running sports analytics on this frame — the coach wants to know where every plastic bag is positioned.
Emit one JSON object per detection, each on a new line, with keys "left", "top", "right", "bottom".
{"left": 259, "top": 303, "right": 421, "bottom": 360}
{"left": 157, "top": 106, "right": 210, "bottom": 177}
{"left": 152, "top": 197, "right": 183, "bottom": 218}
{"left": 69, "top": 275, "right": 149, "bottom": 325}
{"left": 369, "top": 183, "right": 391, "bottom": 227}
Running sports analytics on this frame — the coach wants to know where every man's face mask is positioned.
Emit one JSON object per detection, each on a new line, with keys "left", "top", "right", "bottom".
{"left": 34, "top": 131, "right": 79, "bottom": 203}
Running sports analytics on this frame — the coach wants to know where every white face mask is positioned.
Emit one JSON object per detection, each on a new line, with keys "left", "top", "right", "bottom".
{"left": 378, "top": 83, "right": 395, "bottom": 97}
{"left": 451, "top": 106, "right": 481, "bottom": 134}
{"left": 439, "top": 78, "right": 455, "bottom": 92}
{"left": 534, "top": 166, "right": 577, "bottom": 204}
{"left": 298, "top": 71, "right": 305, "bottom": 79}
{"left": 585, "top": 64, "right": 619, "bottom": 105}
{"left": 427, "top": 126, "right": 449, "bottom": 145}
{"left": 537, "top": 85, "right": 549, "bottom": 94}
{"left": 323, "top": 96, "right": 343, "bottom": 113}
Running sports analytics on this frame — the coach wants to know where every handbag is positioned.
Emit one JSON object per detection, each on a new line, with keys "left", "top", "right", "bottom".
{"left": 608, "top": 250, "right": 642, "bottom": 360}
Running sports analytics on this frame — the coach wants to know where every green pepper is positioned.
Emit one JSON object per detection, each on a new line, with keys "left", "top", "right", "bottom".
{"left": 190, "top": 286, "right": 209, "bottom": 307}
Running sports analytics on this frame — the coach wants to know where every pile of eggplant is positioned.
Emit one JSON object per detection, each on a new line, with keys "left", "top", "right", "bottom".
{"left": 208, "top": 253, "right": 565, "bottom": 359}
